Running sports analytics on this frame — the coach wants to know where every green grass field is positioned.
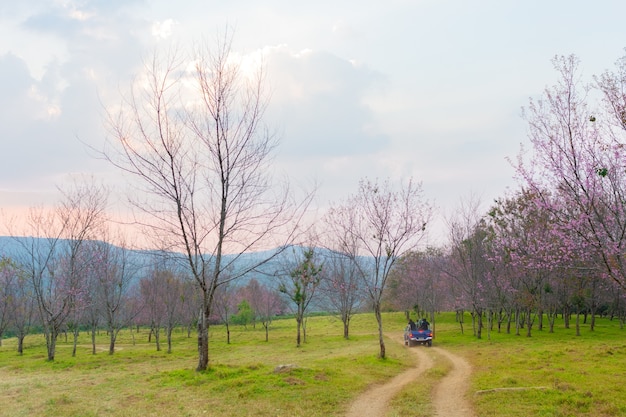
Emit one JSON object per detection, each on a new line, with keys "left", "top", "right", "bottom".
{"left": 0, "top": 312, "right": 625, "bottom": 416}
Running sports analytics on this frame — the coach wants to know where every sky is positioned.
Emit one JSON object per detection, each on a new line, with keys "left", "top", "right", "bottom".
{"left": 1, "top": 0, "right": 626, "bottom": 246}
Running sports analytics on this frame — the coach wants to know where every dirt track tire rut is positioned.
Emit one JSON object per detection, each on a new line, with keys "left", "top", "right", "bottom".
{"left": 345, "top": 334, "right": 475, "bottom": 417}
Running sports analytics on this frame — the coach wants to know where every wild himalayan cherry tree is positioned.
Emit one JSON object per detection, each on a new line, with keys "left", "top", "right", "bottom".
{"left": 325, "top": 178, "right": 431, "bottom": 358}
{"left": 444, "top": 196, "right": 495, "bottom": 339}
{"left": 104, "top": 33, "right": 311, "bottom": 371}
{"left": 318, "top": 251, "right": 365, "bottom": 339}
{"left": 212, "top": 281, "right": 238, "bottom": 344}
{"left": 86, "top": 239, "right": 142, "bottom": 354}
{"left": 5, "top": 259, "right": 36, "bottom": 354}
{"left": 140, "top": 267, "right": 179, "bottom": 352}
{"left": 0, "top": 257, "right": 18, "bottom": 346}
{"left": 487, "top": 189, "right": 583, "bottom": 336}
{"left": 386, "top": 248, "right": 447, "bottom": 322}
{"left": 516, "top": 53, "right": 626, "bottom": 292}
{"left": 244, "top": 279, "right": 284, "bottom": 342}
{"left": 11, "top": 181, "right": 107, "bottom": 361}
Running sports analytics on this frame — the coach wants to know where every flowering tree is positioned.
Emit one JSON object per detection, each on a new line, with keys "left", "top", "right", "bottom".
{"left": 10, "top": 181, "right": 107, "bottom": 361}
{"left": 245, "top": 279, "right": 284, "bottom": 342}
{"left": 387, "top": 248, "right": 447, "bottom": 322}
{"left": 517, "top": 53, "right": 626, "bottom": 292}
{"left": 318, "top": 252, "right": 365, "bottom": 339}
{"left": 212, "top": 281, "right": 238, "bottom": 344}
{"left": 87, "top": 239, "right": 142, "bottom": 354}
{"left": 325, "top": 178, "right": 431, "bottom": 358}
{"left": 0, "top": 257, "right": 18, "bottom": 346}
{"left": 6, "top": 259, "right": 36, "bottom": 354}
{"left": 487, "top": 189, "right": 572, "bottom": 336}
{"left": 443, "top": 196, "right": 494, "bottom": 339}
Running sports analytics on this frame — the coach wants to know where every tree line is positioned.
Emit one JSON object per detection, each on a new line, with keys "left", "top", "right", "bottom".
{"left": 4, "top": 31, "right": 625, "bottom": 370}
{"left": 387, "top": 53, "right": 626, "bottom": 340}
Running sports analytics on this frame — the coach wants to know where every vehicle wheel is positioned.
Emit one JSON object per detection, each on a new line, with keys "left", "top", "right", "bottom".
{"left": 427, "top": 340, "right": 432, "bottom": 347}
{"left": 404, "top": 339, "right": 408, "bottom": 346}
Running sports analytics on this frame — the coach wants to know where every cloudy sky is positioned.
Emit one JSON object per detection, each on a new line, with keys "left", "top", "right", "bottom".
{"left": 2, "top": 0, "right": 626, "bottom": 245}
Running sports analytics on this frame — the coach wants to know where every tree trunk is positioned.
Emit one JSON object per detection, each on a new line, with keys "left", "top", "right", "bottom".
{"left": 548, "top": 306, "right": 556, "bottom": 333}
{"left": 197, "top": 308, "right": 209, "bottom": 371}
{"left": 506, "top": 310, "right": 512, "bottom": 334}
{"left": 525, "top": 308, "right": 532, "bottom": 337}
{"left": 72, "top": 328, "right": 79, "bottom": 357}
{"left": 154, "top": 326, "right": 161, "bottom": 351}
{"left": 46, "top": 329, "right": 58, "bottom": 361}
{"left": 17, "top": 335, "right": 24, "bottom": 355}
{"left": 374, "top": 303, "right": 385, "bottom": 359}
{"left": 167, "top": 327, "right": 173, "bottom": 354}
{"left": 91, "top": 327, "right": 97, "bottom": 355}
{"left": 296, "top": 316, "right": 302, "bottom": 347}
{"left": 109, "top": 329, "right": 117, "bottom": 355}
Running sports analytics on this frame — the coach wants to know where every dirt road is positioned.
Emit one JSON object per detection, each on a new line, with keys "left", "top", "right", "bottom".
{"left": 345, "top": 335, "right": 475, "bottom": 417}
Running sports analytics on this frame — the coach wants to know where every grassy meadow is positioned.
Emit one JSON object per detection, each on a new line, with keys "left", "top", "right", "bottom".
{"left": 1, "top": 312, "right": 625, "bottom": 416}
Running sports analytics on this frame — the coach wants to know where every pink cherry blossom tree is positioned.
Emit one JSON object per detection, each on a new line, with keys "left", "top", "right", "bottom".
{"left": 516, "top": 53, "right": 626, "bottom": 293}
{"left": 0, "top": 257, "right": 19, "bottom": 346}
{"left": 318, "top": 251, "right": 365, "bottom": 339}
{"left": 10, "top": 180, "right": 107, "bottom": 361}
{"left": 324, "top": 178, "right": 431, "bottom": 358}
{"left": 249, "top": 281, "right": 284, "bottom": 342}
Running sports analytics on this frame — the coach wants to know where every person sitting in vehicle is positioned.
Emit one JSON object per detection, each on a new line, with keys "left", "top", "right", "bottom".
{"left": 408, "top": 319, "right": 417, "bottom": 331}
{"left": 418, "top": 318, "right": 430, "bottom": 330}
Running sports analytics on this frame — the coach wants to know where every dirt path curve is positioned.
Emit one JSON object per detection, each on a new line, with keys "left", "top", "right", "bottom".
{"left": 345, "top": 334, "right": 475, "bottom": 417}
{"left": 431, "top": 346, "right": 475, "bottom": 417}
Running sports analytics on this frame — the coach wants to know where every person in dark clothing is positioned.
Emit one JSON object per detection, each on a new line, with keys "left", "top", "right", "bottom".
{"left": 418, "top": 318, "right": 430, "bottom": 330}
{"left": 408, "top": 319, "right": 417, "bottom": 331}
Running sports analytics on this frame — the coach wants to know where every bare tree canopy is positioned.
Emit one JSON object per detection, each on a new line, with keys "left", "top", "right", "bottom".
{"left": 103, "top": 31, "right": 311, "bottom": 370}
{"left": 324, "top": 177, "right": 432, "bottom": 358}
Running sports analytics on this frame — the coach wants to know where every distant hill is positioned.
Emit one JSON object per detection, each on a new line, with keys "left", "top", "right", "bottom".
{"left": 0, "top": 236, "right": 368, "bottom": 292}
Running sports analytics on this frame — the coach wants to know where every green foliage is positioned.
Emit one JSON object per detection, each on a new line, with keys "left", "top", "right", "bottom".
{"left": 231, "top": 300, "right": 254, "bottom": 326}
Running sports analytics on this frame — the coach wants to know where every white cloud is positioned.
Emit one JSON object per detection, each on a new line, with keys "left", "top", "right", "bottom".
{"left": 152, "top": 19, "right": 178, "bottom": 39}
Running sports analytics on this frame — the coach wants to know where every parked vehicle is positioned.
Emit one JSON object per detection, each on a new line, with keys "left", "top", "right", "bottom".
{"left": 404, "top": 322, "right": 433, "bottom": 347}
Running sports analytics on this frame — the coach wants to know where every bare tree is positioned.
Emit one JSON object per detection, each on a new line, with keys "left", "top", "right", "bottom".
{"left": 444, "top": 195, "right": 496, "bottom": 339}
{"left": 104, "top": 32, "right": 310, "bottom": 370}
{"left": 86, "top": 238, "right": 142, "bottom": 354}
{"left": 141, "top": 262, "right": 186, "bottom": 354}
{"left": 212, "top": 281, "right": 238, "bottom": 344}
{"left": 0, "top": 257, "right": 18, "bottom": 346}
{"left": 386, "top": 248, "right": 447, "bottom": 322}
{"left": 7, "top": 260, "right": 36, "bottom": 355}
{"left": 318, "top": 251, "right": 365, "bottom": 339}
{"left": 245, "top": 279, "right": 284, "bottom": 342}
{"left": 325, "top": 178, "right": 431, "bottom": 358}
